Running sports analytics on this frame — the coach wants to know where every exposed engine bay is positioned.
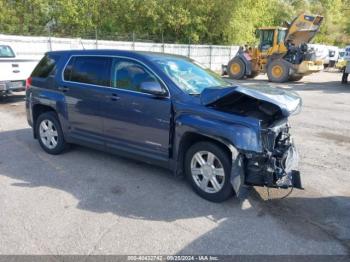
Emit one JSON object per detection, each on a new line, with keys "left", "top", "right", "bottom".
{"left": 284, "top": 43, "right": 317, "bottom": 65}
{"left": 210, "top": 93, "right": 283, "bottom": 127}
{"left": 201, "top": 85, "right": 301, "bottom": 127}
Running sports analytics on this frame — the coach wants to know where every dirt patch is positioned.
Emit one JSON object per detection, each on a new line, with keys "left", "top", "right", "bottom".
{"left": 317, "top": 132, "right": 350, "bottom": 145}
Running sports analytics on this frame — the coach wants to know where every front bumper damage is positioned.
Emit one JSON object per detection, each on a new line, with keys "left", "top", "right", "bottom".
{"left": 231, "top": 121, "right": 303, "bottom": 198}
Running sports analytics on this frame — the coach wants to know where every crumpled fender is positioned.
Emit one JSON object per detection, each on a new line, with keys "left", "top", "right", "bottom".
{"left": 175, "top": 114, "right": 260, "bottom": 197}
{"left": 175, "top": 114, "right": 262, "bottom": 153}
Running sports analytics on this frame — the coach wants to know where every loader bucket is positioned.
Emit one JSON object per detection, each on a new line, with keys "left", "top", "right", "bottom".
{"left": 285, "top": 13, "right": 323, "bottom": 45}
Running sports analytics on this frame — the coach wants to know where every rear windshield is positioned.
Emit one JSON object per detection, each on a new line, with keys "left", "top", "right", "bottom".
{"left": 0, "top": 45, "right": 15, "bottom": 58}
{"left": 31, "top": 54, "right": 61, "bottom": 78}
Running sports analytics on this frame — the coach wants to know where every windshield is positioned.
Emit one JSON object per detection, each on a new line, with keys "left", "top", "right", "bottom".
{"left": 259, "top": 30, "right": 274, "bottom": 51}
{"left": 151, "top": 56, "right": 230, "bottom": 95}
{"left": 0, "top": 45, "right": 15, "bottom": 58}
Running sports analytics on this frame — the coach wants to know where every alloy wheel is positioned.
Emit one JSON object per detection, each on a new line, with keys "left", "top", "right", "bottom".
{"left": 190, "top": 151, "right": 225, "bottom": 193}
{"left": 39, "top": 119, "right": 58, "bottom": 149}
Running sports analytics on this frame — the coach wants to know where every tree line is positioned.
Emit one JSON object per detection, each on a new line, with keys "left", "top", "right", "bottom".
{"left": 0, "top": 0, "right": 349, "bottom": 46}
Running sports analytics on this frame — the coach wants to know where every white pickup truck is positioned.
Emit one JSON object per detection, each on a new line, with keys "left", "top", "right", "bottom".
{"left": 0, "top": 44, "right": 39, "bottom": 96}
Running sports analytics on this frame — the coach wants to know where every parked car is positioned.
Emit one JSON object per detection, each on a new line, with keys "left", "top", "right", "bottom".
{"left": 336, "top": 49, "right": 346, "bottom": 71}
{"left": 327, "top": 45, "right": 339, "bottom": 68}
{"left": 341, "top": 45, "right": 350, "bottom": 84}
{"left": 0, "top": 44, "right": 38, "bottom": 96}
{"left": 308, "top": 44, "right": 329, "bottom": 67}
{"left": 25, "top": 50, "right": 303, "bottom": 202}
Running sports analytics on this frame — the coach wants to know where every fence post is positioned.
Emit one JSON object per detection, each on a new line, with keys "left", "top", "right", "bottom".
{"left": 209, "top": 45, "right": 213, "bottom": 70}
{"left": 162, "top": 32, "right": 165, "bottom": 53}
{"left": 48, "top": 27, "right": 52, "bottom": 51}
{"left": 95, "top": 28, "right": 98, "bottom": 49}
{"left": 132, "top": 32, "right": 135, "bottom": 50}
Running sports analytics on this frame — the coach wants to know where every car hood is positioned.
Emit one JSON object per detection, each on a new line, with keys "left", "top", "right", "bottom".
{"left": 200, "top": 85, "right": 302, "bottom": 117}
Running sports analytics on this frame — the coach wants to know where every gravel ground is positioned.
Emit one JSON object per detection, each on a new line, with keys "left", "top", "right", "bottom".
{"left": 0, "top": 71, "right": 349, "bottom": 255}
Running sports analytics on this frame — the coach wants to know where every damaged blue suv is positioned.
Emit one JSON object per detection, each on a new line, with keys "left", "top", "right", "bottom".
{"left": 26, "top": 50, "right": 302, "bottom": 202}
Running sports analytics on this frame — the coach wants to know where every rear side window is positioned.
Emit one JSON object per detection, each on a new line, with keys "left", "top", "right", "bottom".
{"left": 64, "top": 56, "right": 112, "bottom": 86}
{"left": 0, "top": 45, "right": 15, "bottom": 58}
{"left": 32, "top": 54, "right": 60, "bottom": 78}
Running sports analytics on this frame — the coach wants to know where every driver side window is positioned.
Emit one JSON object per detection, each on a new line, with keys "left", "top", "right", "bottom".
{"left": 112, "top": 58, "right": 160, "bottom": 93}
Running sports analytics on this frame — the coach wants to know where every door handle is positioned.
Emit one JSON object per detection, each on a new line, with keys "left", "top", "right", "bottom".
{"left": 58, "top": 86, "right": 69, "bottom": 92}
{"left": 110, "top": 93, "right": 120, "bottom": 101}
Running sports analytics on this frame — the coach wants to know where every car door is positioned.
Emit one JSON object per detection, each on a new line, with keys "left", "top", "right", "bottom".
{"left": 61, "top": 55, "right": 112, "bottom": 146}
{"left": 103, "top": 57, "right": 171, "bottom": 161}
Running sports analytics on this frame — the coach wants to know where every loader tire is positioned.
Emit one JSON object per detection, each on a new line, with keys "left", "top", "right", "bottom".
{"left": 267, "top": 60, "right": 290, "bottom": 83}
{"left": 227, "top": 57, "right": 245, "bottom": 79}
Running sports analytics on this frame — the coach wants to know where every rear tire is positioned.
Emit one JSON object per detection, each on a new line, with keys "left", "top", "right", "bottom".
{"left": 267, "top": 60, "right": 290, "bottom": 83}
{"left": 185, "top": 142, "right": 234, "bottom": 202}
{"left": 227, "top": 57, "right": 245, "bottom": 80}
{"left": 35, "top": 112, "right": 67, "bottom": 155}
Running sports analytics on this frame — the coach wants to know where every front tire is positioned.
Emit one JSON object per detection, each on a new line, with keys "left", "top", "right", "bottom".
{"left": 267, "top": 60, "right": 290, "bottom": 83}
{"left": 185, "top": 142, "right": 233, "bottom": 202}
{"left": 35, "top": 112, "right": 67, "bottom": 155}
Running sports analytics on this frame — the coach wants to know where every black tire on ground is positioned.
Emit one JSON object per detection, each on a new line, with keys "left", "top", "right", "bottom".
{"left": 185, "top": 141, "right": 234, "bottom": 202}
{"left": 267, "top": 60, "right": 290, "bottom": 83}
{"left": 246, "top": 71, "right": 259, "bottom": 78}
{"left": 35, "top": 111, "right": 68, "bottom": 155}
{"left": 289, "top": 74, "right": 303, "bottom": 81}
{"left": 342, "top": 72, "right": 349, "bottom": 84}
{"left": 227, "top": 57, "right": 246, "bottom": 79}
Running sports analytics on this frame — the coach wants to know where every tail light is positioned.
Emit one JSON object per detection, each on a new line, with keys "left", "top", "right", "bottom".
{"left": 25, "top": 77, "right": 32, "bottom": 90}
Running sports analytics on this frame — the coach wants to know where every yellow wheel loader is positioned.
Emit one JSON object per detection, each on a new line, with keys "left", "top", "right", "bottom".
{"left": 226, "top": 13, "right": 324, "bottom": 83}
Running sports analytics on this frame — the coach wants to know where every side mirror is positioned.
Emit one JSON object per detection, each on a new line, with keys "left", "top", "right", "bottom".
{"left": 140, "top": 81, "right": 167, "bottom": 97}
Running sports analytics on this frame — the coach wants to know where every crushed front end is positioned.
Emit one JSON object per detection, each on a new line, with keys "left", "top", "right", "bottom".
{"left": 244, "top": 121, "right": 303, "bottom": 190}
{"left": 200, "top": 85, "right": 303, "bottom": 196}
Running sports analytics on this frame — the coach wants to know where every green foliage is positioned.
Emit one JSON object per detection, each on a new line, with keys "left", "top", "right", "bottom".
{"left": 0, "top": 0, "right": 349, "bottom": 46}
